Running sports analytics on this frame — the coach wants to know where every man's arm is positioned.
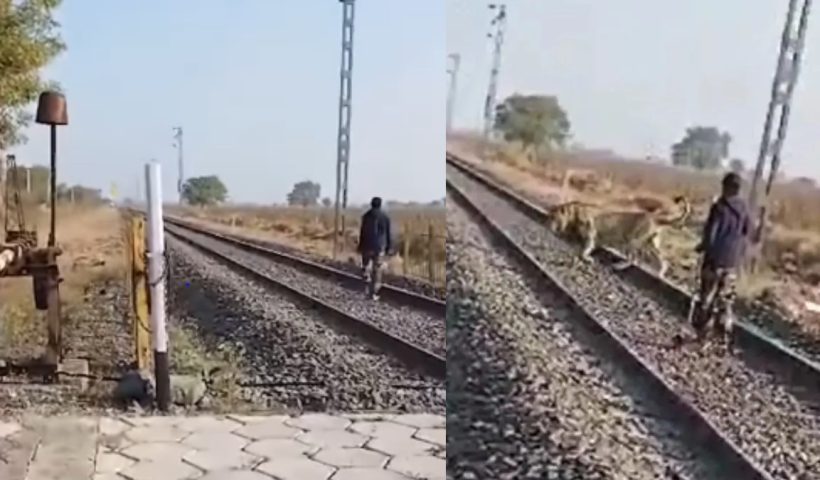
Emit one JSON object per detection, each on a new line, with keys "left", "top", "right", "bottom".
{"left": 696, "top": 203, "right": 718, "bottom": 253}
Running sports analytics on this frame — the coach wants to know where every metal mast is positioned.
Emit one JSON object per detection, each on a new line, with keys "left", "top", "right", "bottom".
{"left": 333, "top": 0, "right": 356, "bottom": 259}
{"left": 447, "top": 53, "right": 461, "bottom": 136}
{"left": 747, "top": 0, "right": 811, "bottom": 269}
{"left": 482, "top": 3, "right": 507, "bottom": 141}
{"left": 172, "top": 127, "right": 184, "bottom": 204}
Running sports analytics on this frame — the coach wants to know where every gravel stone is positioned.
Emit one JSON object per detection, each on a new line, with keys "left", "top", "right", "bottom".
{"left": 448, "top": 164, "right": 820, "bottom": 479}
{"left": 165, "top": 235, "right": 444, "bottom": 413}
{"left": 446, "top": 196, "right": 737, "bottom": 479}
{"left": 168, "top": 225, "right": 445, "bottom": 357}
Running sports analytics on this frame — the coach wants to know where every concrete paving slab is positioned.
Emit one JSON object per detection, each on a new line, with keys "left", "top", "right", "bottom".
{"left": 175, "top": 416, "right": 243, "bottom": 432}
{"left": 331, "top": 468, "right": 410, "bottom": 480}
{"left": 119, "top": 458, "right": 201, "bottom": 480}
{"left": 26, "top": 417, "right": 97, "bottom": 480}
{"left": 391, "top": 414, "right": 445, "bottom": 429}
{"left": 0, "top": 420, "right": 22, "bottom": 438}
{"left": 183, "top": 448, "right": 262, "bottom": 471}
{"left": 0, "top": 412, "right": 445, "bottom": 480}
{"left": 199, "top": 471, "right": 273, "bottom": 480}
{"left": 388, "top": 455, "right": 447, "bottom": 480}
{"left": 126, "top": 425, "right": 188, "bottom": 443}
{"left": 94, "top": 451, "right": 136, "bottom": 474}
{"left": 297, "top": 430, "right": 369, "bottom": 448}
{"left": 234, "top": 417, "right": 302, "bottom": 440}
{"left": 245, "top": 438, "right": 318, "bottom": 458}
{"left": 256, "top": 457, "right": 336, "bottom": 480}
{"left": 0, "top": 427, "right": 40, "bottom": 480}
{"left": 181, "top": 431, "right": 250, "bottom": 451}
{"left": 286, "top": 413, "right": 351, "bottom": 431}
{"left": 368, "top": 435, "right": 438, "bottom": 456}
{"left": 121, "top": 441, "right": 194, "bottom": 462}
{"left": 99, "top": 417, "right": 130, "bottom": 436}
{"left": 414, "top": 428, "right": 445, "bottom": 447}
{"left": 351, "top": 420, "right": 417, "bottom": 439}
{"left": 313, "top": 447, "right": 389, "bottom": 468}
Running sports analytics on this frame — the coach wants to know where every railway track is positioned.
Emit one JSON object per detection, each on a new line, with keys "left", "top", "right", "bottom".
{"left": 163, "top": 216, "right": 446, "bottom": 314}
{"left": 447, "top": 154, "right": 820, "bottom": 479}
{"left": 448, "top": 192, "right": 762, "bottom": 479}
{"left": 163, "top": 219, "right": 446, "bottom": 381}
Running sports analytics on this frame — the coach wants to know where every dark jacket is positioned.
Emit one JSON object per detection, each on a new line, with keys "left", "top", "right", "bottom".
{"left": 700, "top": 195, "right": 750, "bottom": 269}
{"left": 359, "top": 207, "right": 392, "bottom": 254}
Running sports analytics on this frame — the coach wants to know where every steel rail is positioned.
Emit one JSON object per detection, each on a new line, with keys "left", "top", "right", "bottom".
{"left": 446, "top": 152, "right": 820, "bottom": 391}
{"left": 165, "top": 225, "right": 446, "bottom": 380}
{"left": 446, "top": 172, "right": 774, "bottom": 480}
{"left": 138, "top": 210, "right": 445, "bottom": 316}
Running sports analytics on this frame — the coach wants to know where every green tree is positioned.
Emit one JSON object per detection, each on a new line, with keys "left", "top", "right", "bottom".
{"left": 493, "top": 94, "right": 571, "bottom": 161}
{"left": 286, "top": 180, "right": 320, "bottom": 207}
{"left": 0, "top": 0, "right": 66, "bottom": 149}
{"left": 671, "top": 127, "right": 731, "bottom": 170}
{"left": 181, "top": 176, "right": 228, "bottom": 206}
{"left": 321, "top": 197, "right": 331, "bottom": 208}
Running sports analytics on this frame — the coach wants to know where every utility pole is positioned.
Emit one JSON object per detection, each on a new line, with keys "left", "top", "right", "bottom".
{"left": 145, "top": 160, "right": 170, "bottom": 412}
{"left": 136, "top": 175, "right": 142, "bottom": 204}
{"left": 172, "top": 127, "right": 184, "bottom": 205}
{"left": 747, "top": 0, "right": 811, "bottom": 271}
{"left": 447, "top": 53, "right": 461, "bottom": 136}
{"left": 333, "top": 0, "right": 356, "bottom": 259}
{"left": 482, "top": 3, "right": 507, "bottom": 142}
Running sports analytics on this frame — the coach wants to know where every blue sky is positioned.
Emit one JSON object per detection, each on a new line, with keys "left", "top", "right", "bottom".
{"left": 13, "top": 1, "right": 445, "bottom": 204}
{"left": 448, "top": 0, "right": 820, "bottom": 180}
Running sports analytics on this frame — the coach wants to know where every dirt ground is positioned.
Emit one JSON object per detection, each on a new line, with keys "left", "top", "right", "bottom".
{"left": 447, "top": 138, "right": 820, "bottom": 345}
{"left": 0, "top": 205, "right": 239, "bottom": 414}
{"left": 0, "top": 206, "right": 125, "bottom": 360}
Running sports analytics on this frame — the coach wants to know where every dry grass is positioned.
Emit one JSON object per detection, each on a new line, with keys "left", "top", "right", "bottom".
{"left": 167, "top": 204, "right": 446, "bottom": 286}
{"left": 449, "top": 133, "right": 820, "bottom": 298}
{"left": 0, "top": 204, "right": 125, "bottom": 352}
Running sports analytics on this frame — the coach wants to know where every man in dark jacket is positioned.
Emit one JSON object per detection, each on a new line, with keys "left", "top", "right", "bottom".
{"left": 691, "top": 172, "right": 751, "bottom": 345}
{"left": 358, "top": 196, "right": 392, "bottom": 300}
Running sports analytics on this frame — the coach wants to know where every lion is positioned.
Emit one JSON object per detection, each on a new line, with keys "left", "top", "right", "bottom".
{"left": 544, "top": 195, "right": 691, "bottom": 278}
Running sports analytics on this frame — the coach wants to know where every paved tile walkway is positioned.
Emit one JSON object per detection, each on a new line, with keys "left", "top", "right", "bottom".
{"left": 0, "top": 412, "right": 445, "bottom": 480}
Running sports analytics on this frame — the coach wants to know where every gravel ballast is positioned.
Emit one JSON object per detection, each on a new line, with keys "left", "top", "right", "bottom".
{"left": 177, "top": 222, "right": 446, "bottom": 300}
{"left": 447, "top": 195, "right": 735, "bottom": 479}
{"left": 167, "top": 225, "right": 445, "bottom": 357}
{"left": 448, "top": 164, "right": 820, "bottom": 479}
{"left": 166, "top": 235, "right": 444, "bottom": 413}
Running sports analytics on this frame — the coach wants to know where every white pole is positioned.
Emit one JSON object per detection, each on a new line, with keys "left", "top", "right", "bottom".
{"left": 145, "top": 160, "right": 170, "bottom": 410}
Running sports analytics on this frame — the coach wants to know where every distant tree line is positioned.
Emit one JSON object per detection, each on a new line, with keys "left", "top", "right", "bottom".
{"left": 487, "top": 92, "right": 761, "bottom": 176}
{"left": 3, "top": 164, "right": 103, "bottom": 204}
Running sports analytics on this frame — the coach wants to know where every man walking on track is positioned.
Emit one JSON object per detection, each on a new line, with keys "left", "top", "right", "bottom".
{"left": 691, "top": 172, "right": 751, "bottom": 347}
{"left": 358, "top": 196, "right": 392, "bottom": 300}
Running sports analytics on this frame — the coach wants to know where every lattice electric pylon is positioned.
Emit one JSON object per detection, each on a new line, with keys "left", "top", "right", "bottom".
{"left": 482, "top": 3, "right": 507, "bottom": 141}
{"left": 747, "top": 0, "right": 812, "bottom": 269}
{"left": 333, "top": 0, "right": 356, "bottom": 259}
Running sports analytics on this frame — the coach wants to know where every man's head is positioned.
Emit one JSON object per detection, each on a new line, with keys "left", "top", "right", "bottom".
{"left": 370, "top": 196, "right": 382, "bottom": 209}
{"left": 721, "top": 172, "right": 742, "bottom": 197}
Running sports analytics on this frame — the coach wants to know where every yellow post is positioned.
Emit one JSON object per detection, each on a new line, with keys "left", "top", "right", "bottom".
{"left": 130, "top": 215, "right": 152, "bottom": 371}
